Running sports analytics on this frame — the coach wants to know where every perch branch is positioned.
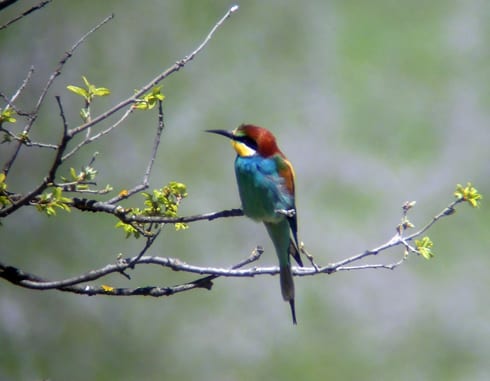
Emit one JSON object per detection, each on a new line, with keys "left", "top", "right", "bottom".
{"left": 0, "top": 197, "right": 466, "bottom": 297}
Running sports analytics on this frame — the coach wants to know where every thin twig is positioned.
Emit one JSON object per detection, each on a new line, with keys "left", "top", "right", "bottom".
{"left": 32, "top": 13, "right": 115, "bottom": 124}
{"left": 0, "top": 126, "right": 57, "bottom": 149}
{"left": 0, "top": 97, "right": 71, "bottom": 217}
{"left": 176, "top": 4, "right": 239, "bottom": 65}
{"left": 3, "top": 13, "right": 114, "bottom": 176}
{"left": 106, "top": 100, "right": 166, "bottom": 204}
{"left": 55, "top": 96, "right": 68, "bottom": 136}
{"left": 61, "top": 107, "right": 134, "bottom": 161}
{"left": 145, "top": 99, "right": 165, "bottom": 187}
{"left": 128, "top": 230, "right": 161, "bottom": 267}
{"left": 314, "top": 198, "right": 464, "bottom": 275}
{"left": 67, "top": 5, "right": 239, "bottom": 138}
{"left": 403, "top": 199, "right": 460, "bottom": 242}
{"left": 0, "top": 66, "right": 34, "bottom": 107}
{"left": 0, "top": 0, "right": 51, "bottom": 30}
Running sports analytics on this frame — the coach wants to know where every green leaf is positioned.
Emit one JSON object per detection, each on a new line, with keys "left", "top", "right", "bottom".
{"left": 175, "top": 223, "right": 189, "bottom": 231}
{"left": 415, "top": 236, "right": 434, "bottom": 259}
{"left": 0, "top": 107, "right": 17, "bottom": 124}
{"left": 0, "top": 195, "right": 10, "bottom": 207}
{"left": 34, "top": 187, "right": 71, "bottom": 216}
{"left": 2, "top": 133, "right": 12, "bottom": 143}
{"left": 115, "top": 181, "right": 188, "bottom": 237}
{"left": 54, "top": 187, "right": 62, "bottom": 199}
{"left": 454, "top": 182, "right": 482, "bottom": 208}
{"left": 82, "top": 75, "right": 91, "bottom": 89}
{"left": 0, "top": 173, "right": 10, "bottom": 208}
{"left": 67, "top": 85, "right": 89, "bottom": 99}
{"left": 133, "top": 86, "right": 165, "bottom": 110}
{"left": 46, "top": 206, "right": 56, "bottom": 216}
{"left": 82, "top": 166, "right": 98, "bottom": 181}
{"left": 115, "top": 221, "right": 141, "bottom": 239}
{"left": 68, "top": 77, "right": 111, "bottom": 105}
{"left": 79, "top": 107, "right": 90, "bottom": 122}
{"left": 93, "top": 87, "right": 111, "bottom": 97}
{"left": 57, "top": 203, "right": 71, "bottom": 213}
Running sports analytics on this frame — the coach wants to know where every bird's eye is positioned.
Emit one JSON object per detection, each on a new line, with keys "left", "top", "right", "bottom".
{"left": 237, "top": 136, "right": 257, "bottom": 150}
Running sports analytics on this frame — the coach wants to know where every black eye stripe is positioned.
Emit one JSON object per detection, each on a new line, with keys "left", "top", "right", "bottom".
{"left": 236, "top": 136, "right": 257, "bottom": 150}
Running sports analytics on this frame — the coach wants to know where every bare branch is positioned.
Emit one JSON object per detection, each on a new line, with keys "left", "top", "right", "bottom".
{"left": 0, "top": 0, "right": 51, "bottom": 30}
{"left": 107, "top": 100, "right": 166, "bottom": 204}
{"left": 30, "top": 13, "right": 115, "bottom": 130}
{"left": 0, "top": 197, "right": 468, "bottom": 298}
{"left": 312, "top": 198, "right": 465, "bottom": 275}
{"left": 0, "top": 66, "right": 34, "bottom": 107}
{"left": 2, "top": 13, "right": 114, "bottom": 176}
{"left": 177, "top": 4, "right": 240, "bottom": 65}
{"left": 0, "top": 245, "right": 263, "bottom": 297}
{"left": 61, "top": 107, "right": 134, "bottom": 161}
{"left": 145, "top": 99, "right": 165, "bottom": 188}
{"left": 55, "top": 96, "right": 68, "bottom": 136}
{"left": 0, "top": 0, "right": 19, "bottom": 11}
{"left": 67, "top": 5, "right": 240, "bottom": 139}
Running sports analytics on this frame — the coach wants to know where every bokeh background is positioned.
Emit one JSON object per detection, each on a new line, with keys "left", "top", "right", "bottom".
{"left": 1, "top": 1, "right": 489, "bottom": 380}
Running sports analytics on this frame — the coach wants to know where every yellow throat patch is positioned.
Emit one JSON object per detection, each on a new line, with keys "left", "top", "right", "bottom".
{"left": 231, "top": 140, "right": 256, "bottom": 157}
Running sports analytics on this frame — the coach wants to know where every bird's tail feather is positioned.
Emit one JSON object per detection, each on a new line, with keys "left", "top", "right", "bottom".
{"left": 280, "top": 265, "right": 297, "bottom": 324}
{"left": 289, "top": 299, "right": 297, "bottom": 325}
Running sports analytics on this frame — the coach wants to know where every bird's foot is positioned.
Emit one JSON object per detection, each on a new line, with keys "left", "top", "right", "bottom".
{"left": 275, "top": 208, "right": 296, "bottom": 218}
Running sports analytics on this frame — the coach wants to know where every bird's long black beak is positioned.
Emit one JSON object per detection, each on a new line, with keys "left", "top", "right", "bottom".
{"left": 205, "top": 129, "right": 235, "bottom": 140}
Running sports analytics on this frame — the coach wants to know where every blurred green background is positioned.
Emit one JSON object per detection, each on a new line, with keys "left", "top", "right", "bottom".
{"left": 1, "top": 1, "right": 489, "bottom": 380}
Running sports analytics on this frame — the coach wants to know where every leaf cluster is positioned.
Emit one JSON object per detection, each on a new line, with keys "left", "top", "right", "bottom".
{"left": 67, "top": 76, "right": 110, "bottom": 122}
{"left": 34, "top": 187, "right": 72, "bottom": 216}
{"left": 415, "top": 236, "right": 434, "bottom": 259}
{"left": 116, "top": 181, "right": 188, "bottom": 238}
{"left": 0, "top": 107, "right": 16, "bottom": 124}
{"left": 133, "top": 86, "right": 165, "bottom": 110}
{"left": 454, "top": 182, "right": 482, "bottom": 208}
{"left": 60, "top": 165, "right": 112, "bottom": 194}
{"left": 0, "top": 173, "right": 10, "bottom": 208}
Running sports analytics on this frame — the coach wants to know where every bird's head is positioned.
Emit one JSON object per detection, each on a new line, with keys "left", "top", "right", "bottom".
{"left": 206, "top": 124, "right": 283, "bottom": 158}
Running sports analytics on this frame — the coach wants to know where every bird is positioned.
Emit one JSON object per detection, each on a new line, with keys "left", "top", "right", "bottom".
{"left": 206, "top": 124, "right": 303, "bottom": 324}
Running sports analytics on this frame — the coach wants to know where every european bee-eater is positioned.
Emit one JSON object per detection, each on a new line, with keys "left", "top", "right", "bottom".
{"left": 207, "top": 124, "right": 303, "bottom": 324}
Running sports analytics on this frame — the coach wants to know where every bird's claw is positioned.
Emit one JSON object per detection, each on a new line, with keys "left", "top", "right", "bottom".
{"left": 275, "top": 208, "right": 296, "bottom": 218}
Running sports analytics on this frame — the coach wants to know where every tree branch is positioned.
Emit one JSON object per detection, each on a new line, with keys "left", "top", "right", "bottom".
{"left": 66, "top": 5, "right": 240, "bottom": 139}
{"left": 106, "top": 99, "right": 166, "bottom": 204}
{"left": 0, "top": 6, "right": 240, "bottom": 220}
{"left": 2, "top": 13, "right": 114, "bottom": 176}
{"left": 0, "top": 197, "right": 469, "bottom": 297}
{"left": 0, "top": 0, "right": 51, "bottom": 30}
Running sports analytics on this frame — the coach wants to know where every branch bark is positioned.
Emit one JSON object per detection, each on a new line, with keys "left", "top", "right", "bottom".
{"left": 0, "top": 197, "right": 467, "bottom": 297}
